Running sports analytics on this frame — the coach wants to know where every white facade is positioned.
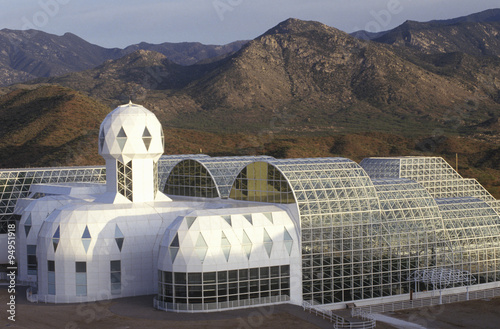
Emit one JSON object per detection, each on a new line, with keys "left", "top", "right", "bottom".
{"left": 14, "top": 103, "right": 301, "bottom": 311}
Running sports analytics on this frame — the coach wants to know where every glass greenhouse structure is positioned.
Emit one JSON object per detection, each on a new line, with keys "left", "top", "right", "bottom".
{"left": 3, "top": 155, "right": 500, "bottom": 308}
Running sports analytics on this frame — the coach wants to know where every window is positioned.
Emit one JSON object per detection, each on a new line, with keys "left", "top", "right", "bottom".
{"left": 110, "top": 260, "right": 121, "bottom": 295}
{"left": 117, "top": 160, "right": 133, "bottom": 201}
{"left": 27, "top": 245, "right": 37, "bottom": 275}
{"left": 157, "top": 265, "right": 290, "bottom": 310}
{"left": 164, "top": 160, "right": 218, "bottom": 198}
{"left": 76, "top": 262, "right": 87, "bottom": 296}
{"left": 229, "top": 162, "right": 295, "bottom": 203}
{"left": 48, "top": 260, "right": 55, "bottom": 295}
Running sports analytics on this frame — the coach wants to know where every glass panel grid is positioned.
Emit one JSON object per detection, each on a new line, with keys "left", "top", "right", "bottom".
{"left": 157, "top": 265, "right": 290, "bottom": 309}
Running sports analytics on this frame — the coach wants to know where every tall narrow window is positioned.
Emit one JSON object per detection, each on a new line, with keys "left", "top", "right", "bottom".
{"left": 27, "top": 245, "right": 37, "bottom": 275}
{"left": 169, "top": 234, "right": 180, "bottom": 263}
{"left": 153, "top": 160, "right": 159, "bottom": 198}
{"left": 117, "top": 160, "right": 133, "bottom": 201}
{"left": 110, "top": 260, "right": 121, "bottom": 295}
{"left": 48, "top": 260, "right": 55, "bottom": 295}
{"left": 263, "top": 228, "right": 273, "bottom": 258}
{"left": 99, "top": 129, "right": 105, "bottom": 152}
{"left": 52, "top": 226, "right": 60, "bottom": 252}
{"left": 76, "top": 262, "right": 87, "bottom": 296}
{"left": 24, "top": 214, "right": 32, "bottom": 237}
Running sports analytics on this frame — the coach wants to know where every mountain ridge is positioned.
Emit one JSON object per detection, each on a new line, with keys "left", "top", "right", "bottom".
{"left": 0, "top": 28, "right": 247, "bottom": 86}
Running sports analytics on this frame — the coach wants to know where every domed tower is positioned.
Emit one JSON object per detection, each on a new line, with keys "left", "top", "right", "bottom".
{"left": 98, "top": 102, "right": 170, "bottom": 203}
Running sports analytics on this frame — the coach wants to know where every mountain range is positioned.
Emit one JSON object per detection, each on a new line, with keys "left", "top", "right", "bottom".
{"left": 0, "top": 8, "right": 499, "bottom": 196}
{"left": 0, "top": 28, "right": 247, "bottom": 86}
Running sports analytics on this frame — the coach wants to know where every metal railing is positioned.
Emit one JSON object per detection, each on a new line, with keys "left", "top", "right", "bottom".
{"left": 154, "top": 295, "right": 290, "bottom": 313}
{"left": 354, "top": 286, "right": 500, "bottom": 314}
{"left": 302, "top": 301, "right": 376, "bottom": 329}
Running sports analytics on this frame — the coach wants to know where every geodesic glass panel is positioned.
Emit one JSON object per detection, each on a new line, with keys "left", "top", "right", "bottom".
{"left": 221, "top": 232, "right": 231, "bottom": 261}
{"left": 142, "top": 127, "right": 152, "bottom": 151}
{"left": 115, "top": 225, "right": 124, "bottom": 252}
{"left": 52, "top": 226, "right": 60, "bottom": 253}
{"left": 243, "top": 214, "right": 252, "bottom": 225}
{"left": 81, "top": 225, "right": 91, "bottom": 253}
{"left": 284, "top": 227, "right": 293, "bottom": 256}
{"left": 242, "top": 230, "right": 252, "bottom": 260}
{"left": 99, "top": 129, "right": 105, "bottom": 152}
{"left": 116, "top": 127, "right": 127, "bottom": 151}
{"left": 195, "top": 233, "right": 208, "bottom": 262}
{"left": 186, "top": 216, "right": 196, "bottom": 229}
{"left": 24, "top": 214, "right": 32, "bottom": 238}
{"left": 169, "top": 234, "right": 180, "bottom": 263}
{"left": 263, "top": 228, "right": 273, "bottom": 257}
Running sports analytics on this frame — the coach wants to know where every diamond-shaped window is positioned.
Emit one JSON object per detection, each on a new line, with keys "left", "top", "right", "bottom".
{"left": 263, "top": 213, "right": 273, "bottom": 223}
{"left": 81, "top": 226, "right": 91, "bottom": 253}
{"left": 222, "top": 215, "right": 232, "bottom": 226}
{"left": 115, "top": 225, "right": 124, "bottom": 252}
{"left": 242, "top": 230, "right": 252, "bottom": 260}
{"left": 142, "top": 127, "right": 152, "bottom": 151}
{"left": 186, "top": 216, "right": 196, "bottom": 229}
{"left": 195, "top": 233, "right": 208, "bottom": 263}
{"left": 243, "top": 214, "right": 253, "bottom": 225}
{"left": 221, "top": 232, "right": 231, "bottom": 262}
{"left": 52, "top": 226, "right": 60, "bottom": 253}
{"left": 99, "top": 129, "right": 105, "bottom": 152}
{"left": 284, "top": 227, "right": 293, "bottom": 256}
{"left": 263, "top": 228, "right": 273, "bottom": 257}
{"left": 24, "top": 214, "right": 32, "bottom": 238}
{"left": 169, "top": 233, "right": 180, "bottom": 263}
{"left": 116, "top": 127, "right": 127, "bottom": 151}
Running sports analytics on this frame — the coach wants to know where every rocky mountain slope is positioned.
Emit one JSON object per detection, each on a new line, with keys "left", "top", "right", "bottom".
{"left": 360, "top": 9, "right": 500, "bottom": 57}
{"left": 24, "top": 16, "right": 500, "bottom": 136}
{"left": 0, "top": 29, "right": 246, "bottom": 86}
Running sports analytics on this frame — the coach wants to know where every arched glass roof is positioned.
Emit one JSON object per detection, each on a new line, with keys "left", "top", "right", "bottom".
{"left": 158, "top": 154, "right": 209, "bottom": 191}
{"left": 360, "top": 157, "right": 495, "bottom": 201}
{"left": 230, "top": 158, "right": 388, "bottom": 304}
{"left": 372, "top": 178, "right": 449, "bottom": 272}
{"left": 164, "top": 156, "right": 274, "bottom": 198}
{"left": 436, "top": 197, "right": 500, "bottom": 283}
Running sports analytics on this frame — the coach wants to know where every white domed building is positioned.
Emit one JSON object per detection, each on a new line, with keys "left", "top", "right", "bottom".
{"left": 17, "top": 103, "right": 301, "bottom": 307}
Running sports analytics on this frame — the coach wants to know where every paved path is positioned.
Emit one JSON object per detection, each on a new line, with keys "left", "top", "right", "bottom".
{"left": 372, "top": 313, "right": 427, "bottom": 329}
{"left": 108, "top": 295, "right": 334, "bottom": 328}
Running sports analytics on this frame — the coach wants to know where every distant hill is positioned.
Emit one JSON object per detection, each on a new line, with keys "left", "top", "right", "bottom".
{"left": 0, "top": 85, "right": 108, "bottom": 167}
{"left": 122, "top": 40, "right": 247, "bottom": 66}
{"left": 0, "top": 29, "right": 123, "bottom": 86}
{"left": 354, "top": 9, "right": 500, "bottom": 57}
{"left": 0, "top": 29, "right": 247, "bottom": 86}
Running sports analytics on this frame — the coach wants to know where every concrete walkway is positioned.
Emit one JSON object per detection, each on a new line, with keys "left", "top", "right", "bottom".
{"left": 371, "top": 313, "right": 427, "bottom": 329}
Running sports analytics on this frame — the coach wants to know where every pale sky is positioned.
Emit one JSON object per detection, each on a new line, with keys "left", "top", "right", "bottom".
{"left": 0, "top": 0, "right": 498, "bottom": 48}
